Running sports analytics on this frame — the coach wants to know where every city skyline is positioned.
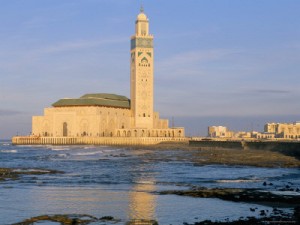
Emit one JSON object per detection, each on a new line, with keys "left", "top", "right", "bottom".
{"left": 1, "top": 0, "right": 300, "bottom": 138}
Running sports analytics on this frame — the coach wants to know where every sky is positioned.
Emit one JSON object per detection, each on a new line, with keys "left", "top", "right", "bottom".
{"left": 0, "top": 0, "right": 299, "bottom": 139}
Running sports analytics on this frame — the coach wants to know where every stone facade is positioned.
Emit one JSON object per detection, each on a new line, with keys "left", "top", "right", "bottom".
{"left": 30, "top": 9, "right": 185, "bottom": 140}
{"left": 208, "top": 126, "right": 233, "bottom": 138}
{"left": 208, "top": 122, "right": 300, "bottom": 140}
{"left": 264, "top": 122, "right": 300, "bottom": 139}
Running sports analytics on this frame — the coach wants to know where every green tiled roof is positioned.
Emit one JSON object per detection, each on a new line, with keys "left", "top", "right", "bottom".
{"left": 52, "top": 93, "right": 130, "bottom": 108}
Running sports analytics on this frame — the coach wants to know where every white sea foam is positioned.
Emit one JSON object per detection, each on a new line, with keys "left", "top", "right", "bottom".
{"left": 216, "top": 179, "right": 262, "bottom": 183}
{"left": 51, "top": 147, "right": 71, "bottom": 151}
{"left": 270, "top": 190, "right": 300, "bottom": 196}
{"left": 83, "top": 146, "right": 96, "bottom": 149}
{"left": 72, "top": 151, "right": 103, "bottom": 156}
{"left": 136, "top": 180, "right": 155, "bottom": 185}
{"left": 0, "top": 150, "right": 17, "bottom": 153}
{"left": 12, "top": 168, "right": 51, "bottom": 173}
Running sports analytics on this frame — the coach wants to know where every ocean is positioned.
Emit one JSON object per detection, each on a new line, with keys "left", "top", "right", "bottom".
{"left": 0, "top": 140, "right": 299, "bottom": 224}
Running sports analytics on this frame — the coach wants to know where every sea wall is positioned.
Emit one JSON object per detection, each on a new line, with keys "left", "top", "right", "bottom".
{"left": 189, "top": 140, "right": 300, "bottom": 159}
{"left": 12, "top": 136, "right": 188, "bottom": 146}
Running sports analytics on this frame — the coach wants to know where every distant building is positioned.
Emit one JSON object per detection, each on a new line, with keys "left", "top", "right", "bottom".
{"left": 235, "top": 131, "right": 252, "bottom": 139}
{"left": 251, "top": 131, "right": 275, "bottom": 139}
{"left": 208, "top": 121, "right": 300, "bottom": 140}
{"left": 208, "top": 126, "right": 234, "bottom": 138}
{"left": 264, "top": 122, "right": 300, "bottom": 139}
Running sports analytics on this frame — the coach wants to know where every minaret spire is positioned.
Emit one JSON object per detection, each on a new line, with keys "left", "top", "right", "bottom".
{"left": 140, "top": 4, "right": 144, "bottom": 13}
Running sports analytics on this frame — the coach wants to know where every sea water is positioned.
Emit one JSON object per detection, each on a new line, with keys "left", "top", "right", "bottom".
{"left": 0, "top": 140, "right": 299, "bottom": 224}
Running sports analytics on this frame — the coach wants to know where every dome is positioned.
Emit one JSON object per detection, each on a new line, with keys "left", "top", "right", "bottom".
{"left": 137, "top": 12, "right": 147, "bottom": 20}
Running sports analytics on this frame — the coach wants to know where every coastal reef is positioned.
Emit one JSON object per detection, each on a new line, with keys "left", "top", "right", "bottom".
{"left": 12, "top": 214, "right": 120, "bottom": 225}
{"left": 159, "top": 186, "right": 300, "bottom": 206}
{"left": 0, "top": 167, "right": 63, "bottom": 181}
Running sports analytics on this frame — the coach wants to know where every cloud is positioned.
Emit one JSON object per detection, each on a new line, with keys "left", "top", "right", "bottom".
{"left": 156, "top": 48, "right": 241, "bottom": 80}
{"left": 0, "top": 109, "right": 23, "bottom": 116}
{"left": 159, "top": 49, "right": 239, "bottom": 67}
{"left": 253, "top": 89, "right": 291, "bottom": 94}
{"left": 0, "top": 36, "right": 128, "bottom": 73}
{"left": 36, "top": 37, "right": 127, "bottom": 54}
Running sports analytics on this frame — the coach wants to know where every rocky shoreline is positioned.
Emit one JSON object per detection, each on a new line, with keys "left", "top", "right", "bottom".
{"left": 159, "top": 186, "right": 300, "bottom": 207}
{"left": 129, "top": 142, "right": 300, "bottom": 167}
{"left": 187, "top": 207, "right": 299, "bottom": 225}
{"left": 10, "top": 209, "right": 299, "bottom": 225}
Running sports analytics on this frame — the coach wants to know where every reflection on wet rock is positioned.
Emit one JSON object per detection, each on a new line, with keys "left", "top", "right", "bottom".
{"left": 126, "top": 219, "right": 159, "bottom": 225}
{"left": 12, "top": 214, "right": 100, "bottom": 225}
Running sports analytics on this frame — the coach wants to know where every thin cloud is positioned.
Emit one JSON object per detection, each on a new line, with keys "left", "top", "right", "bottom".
{"left": 160, "top": 49, "right": 239, "bottom": 66}
{"left": 0, "top": 37, "right": 128, "bottom": 71}
{"left": 36, "top": 37, "right": 127, "bottom": 54}
{"left": 253, "top": 89, "right": 291, "bottom": 94}
{"left": 157, "top": 48, "right": 241, "bottom": 76}
{"left": 0, "top": 109, "right": 23, "bottom": 116}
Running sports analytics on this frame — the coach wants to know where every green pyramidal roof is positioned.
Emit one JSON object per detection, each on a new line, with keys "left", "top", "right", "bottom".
{"left": 52, "top": 93, "right": 130, "bottom": 109}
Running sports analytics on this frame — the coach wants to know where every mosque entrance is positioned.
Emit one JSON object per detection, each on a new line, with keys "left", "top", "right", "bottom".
{"left": 63, "top": 122, "right": 68, "bottom": 137}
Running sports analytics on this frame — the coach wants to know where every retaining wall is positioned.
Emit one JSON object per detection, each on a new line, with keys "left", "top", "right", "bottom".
{"left": 12, "top": 136, "right": 189, "bottom": 146}
{"left": 189, "top": 140, "right": 300, "bottom": 159}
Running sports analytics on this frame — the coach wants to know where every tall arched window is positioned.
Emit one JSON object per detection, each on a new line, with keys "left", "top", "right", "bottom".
{"left": 63, "top": 122, "right": 68, "bottom": 137}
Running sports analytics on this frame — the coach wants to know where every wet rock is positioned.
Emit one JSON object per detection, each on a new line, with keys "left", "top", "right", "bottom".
{"left": 159, "top": 186, "right": 300, "bottom": 206}
{"left": 12, "top": 214, "right": 100, "bottom": 225}
{"left": 100, "top": 216, "right": 114, "bottom": 220}
{"left": 259, "top": 210, "right": 266, "bottom": 216}
{"left": 126, "top": 219, "right": 159, "bottom": 225}
{"left": 185, "top": 206, "right": 300, "bottom": 224}
{"left": 0, "top": 167, "right": 64, "bottom": 182}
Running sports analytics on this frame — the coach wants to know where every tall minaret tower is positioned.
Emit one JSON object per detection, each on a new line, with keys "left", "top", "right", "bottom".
{"left": 130, "top": 7, "right": 154, "bottom": 129}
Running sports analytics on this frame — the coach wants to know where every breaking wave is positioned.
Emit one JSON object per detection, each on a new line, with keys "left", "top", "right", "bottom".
{"left": 216, "top": 179, "right": 262, "bottom": 183}
{"left": 72, "top": 151, "right": 104, "bottom": 156}
{"left": 0, "top": 149, "right": 18, "bottom": 153}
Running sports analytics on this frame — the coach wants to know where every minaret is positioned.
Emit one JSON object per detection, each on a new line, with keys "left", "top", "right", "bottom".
{"left": 130, "top": 7, "right": 154, "bottom": 129}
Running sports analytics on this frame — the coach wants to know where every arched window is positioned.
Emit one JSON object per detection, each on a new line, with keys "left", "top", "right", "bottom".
{"left": 63, "top": 122, "right": 68, "bottom": 137}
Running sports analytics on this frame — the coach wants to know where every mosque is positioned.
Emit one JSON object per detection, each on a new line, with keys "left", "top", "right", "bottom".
{"left": 22, "top": 8, "right": 184, "bottom": 144}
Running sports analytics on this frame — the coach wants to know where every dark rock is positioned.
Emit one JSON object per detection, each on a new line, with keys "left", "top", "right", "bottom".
{"left": 259, "top": 210, "right": 266, "bottom": 216}
{"left": 72, "top": 218, "right": 78, "bottom": 225}
{"left": 126, "top": 219, "right": 159, "bottom": 225}
{"left": 159, "top": 187, "right": 300, "bottom": 206}
{"left": 100, "top": 216, "right": 114, "bottom": 220}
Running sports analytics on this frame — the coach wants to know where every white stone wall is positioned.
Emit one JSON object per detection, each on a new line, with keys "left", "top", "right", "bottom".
{"left": 32, "top": 106, "right": 184, "bottom": 138}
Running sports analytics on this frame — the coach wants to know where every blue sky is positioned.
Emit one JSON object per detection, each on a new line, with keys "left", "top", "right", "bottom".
{"left": 0, "top": 0, "right": 299, "bottom": 138}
